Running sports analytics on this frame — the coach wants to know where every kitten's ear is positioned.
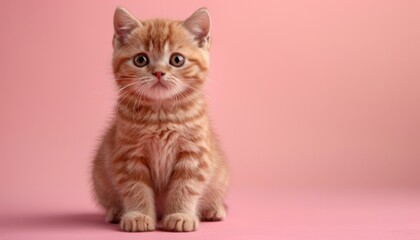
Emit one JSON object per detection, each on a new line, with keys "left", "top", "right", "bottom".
{"left": 113, "top": 7, "right": 140, "bottom": 43}
{"left": 183, "top": 8, "right": 211, "bottom": 47}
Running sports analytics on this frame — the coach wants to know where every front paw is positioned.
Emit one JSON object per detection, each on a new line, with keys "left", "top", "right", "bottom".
{"left": 120, "top": 211, "right": 155, "bottom": 232}
{"left": 162, "top": 213, "right": 199, "bottom": 232}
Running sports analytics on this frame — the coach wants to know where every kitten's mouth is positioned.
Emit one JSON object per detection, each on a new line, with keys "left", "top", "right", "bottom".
{"left": 152, "top": 81, "right": 168, "bottom": 89}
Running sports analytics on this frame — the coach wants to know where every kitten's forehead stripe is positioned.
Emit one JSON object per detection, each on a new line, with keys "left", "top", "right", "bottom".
{"left": 140, "top": 20, "right": 177, "bottom": 53}
{"left": 164, "top": 41, "right": 169, "bottom": 53}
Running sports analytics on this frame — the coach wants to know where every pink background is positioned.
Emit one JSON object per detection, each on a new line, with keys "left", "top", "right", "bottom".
{"left": 0, "top": 0, "right": 419, "bottom": 239}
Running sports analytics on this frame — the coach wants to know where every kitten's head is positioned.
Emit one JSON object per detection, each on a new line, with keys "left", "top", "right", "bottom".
{"left": 112, "top": 7, "right": 210, "bottom": 102}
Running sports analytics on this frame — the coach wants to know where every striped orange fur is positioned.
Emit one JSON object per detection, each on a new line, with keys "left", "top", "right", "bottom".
{"left": 91, "top": 7, "right": 229, "bottom": 232}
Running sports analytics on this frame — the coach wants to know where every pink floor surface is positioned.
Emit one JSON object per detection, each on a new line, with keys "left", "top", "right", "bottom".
{"left": 1, "top": 189, "right": 420, "bottom": 240}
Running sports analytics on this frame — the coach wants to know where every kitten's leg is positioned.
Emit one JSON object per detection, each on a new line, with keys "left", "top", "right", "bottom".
{"left": 92, "top": 148, "right": 122, "bottom": 223}
{"left": 105, "top": 207, "right": 122, "bottom": 224}
{"left": 198, "top": 176, "right": 228, "bottom": 221}
{"left": 113, "top": 155, "right": 156, "bottom": 232}
{"left": 199, "top": 154, "right": 229, "bottom": 221}
{"left": 162, "top": 151, "right": 209, "bottom": 232}
{"left": 198, "top": 183, "right": 226, "bottom": 221}
{"left": 200, "top": 204, "right": 226, "bottom": 222}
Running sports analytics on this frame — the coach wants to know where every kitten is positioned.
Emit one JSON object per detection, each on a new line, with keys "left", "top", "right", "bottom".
{"left": 91, "top": 7, "right": 229, "bottom": 232}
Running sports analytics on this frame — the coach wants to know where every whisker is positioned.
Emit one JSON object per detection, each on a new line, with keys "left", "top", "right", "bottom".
{"left": 132, "top": 84, "right": 144, "bottom": 119}
{"left": 118, "top": 84, "right": 138, "bottom": 107}
{"left": 134, "top": 92, "right": 142, "bottom": 115}
{"left": 116, "top": 76, "right": 149, "bottom": 81}
{"left": 118, "top": 82, "right": 139, "bottom": 92}
{"left": 138, "top": 84, "right": 148, "bottom": 109}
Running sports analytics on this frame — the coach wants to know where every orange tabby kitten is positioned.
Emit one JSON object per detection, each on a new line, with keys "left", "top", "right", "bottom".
{"left": 91, "top": 7, "right": 229, "bottom": 232}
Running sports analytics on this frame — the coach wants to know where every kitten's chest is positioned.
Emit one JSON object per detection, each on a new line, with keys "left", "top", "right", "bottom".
{"left": 141, "top": 127, "right": 181, "bottom": 191}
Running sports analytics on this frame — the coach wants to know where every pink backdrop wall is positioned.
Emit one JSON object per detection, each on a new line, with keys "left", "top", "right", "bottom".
{"left": 1, "top": 0, "right": 419, "bottom": 210}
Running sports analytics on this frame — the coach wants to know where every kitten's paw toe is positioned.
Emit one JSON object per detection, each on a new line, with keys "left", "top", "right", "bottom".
{"left": 162, "top": 213, "right": 199, "bottom": 232}
{"left": 200, "top": 205, "right": 226, "bottom": 221}
{"left": 105, "top": 207, "right": 121, "bottom": 224}
{"left": 120, "top": 211, "right": 155, "bottom": 232}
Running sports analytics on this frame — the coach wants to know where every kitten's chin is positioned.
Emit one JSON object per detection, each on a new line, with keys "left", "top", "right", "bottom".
{"left": 143, "top": 85, "right": 183, "bottom": 101}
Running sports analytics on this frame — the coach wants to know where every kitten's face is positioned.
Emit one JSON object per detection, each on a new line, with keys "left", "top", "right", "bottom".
{"left": 112, "top": 8, "right": 210, "bottom": 101}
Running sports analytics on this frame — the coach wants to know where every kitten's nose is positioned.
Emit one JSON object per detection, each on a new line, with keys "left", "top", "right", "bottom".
{"left": 152, "top": 71, "right": 165, "bottom": 80}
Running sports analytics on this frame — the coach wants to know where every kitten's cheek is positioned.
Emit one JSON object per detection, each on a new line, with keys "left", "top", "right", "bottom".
{"left": 177, "top": 83, "right": 188, "bottom": 93}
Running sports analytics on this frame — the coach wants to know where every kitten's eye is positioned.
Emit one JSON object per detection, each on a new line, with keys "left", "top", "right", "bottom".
{"left": 169, "top": 53, "right": 185, "bottom": 67}
{"left": 133, "top": 54, "right": 149, "bottom": 67}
